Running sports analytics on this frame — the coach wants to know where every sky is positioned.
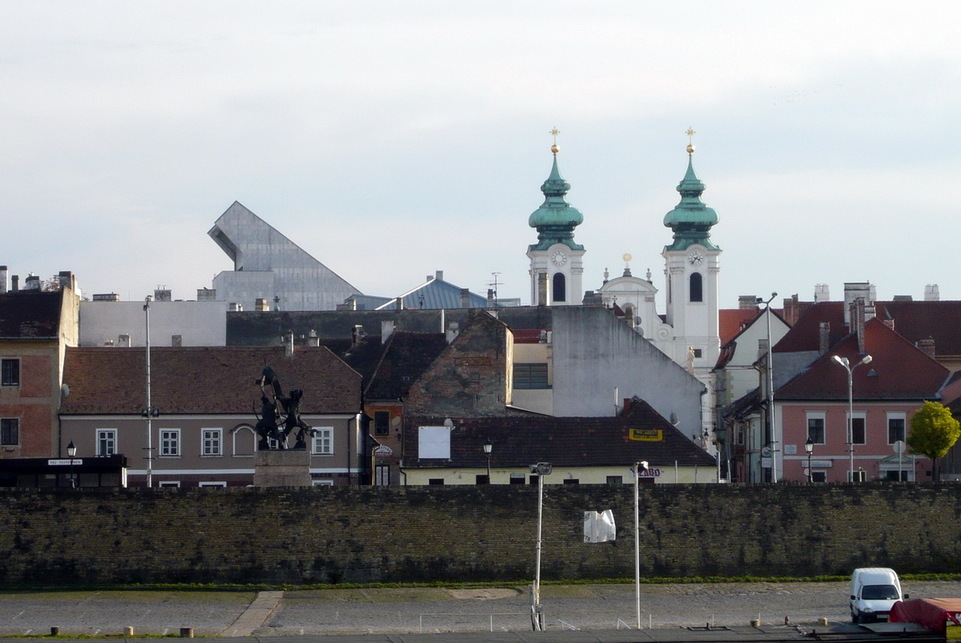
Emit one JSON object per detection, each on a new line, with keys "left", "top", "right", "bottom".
{"left": 3, "top": 2, "right": 960, "bottom": 311}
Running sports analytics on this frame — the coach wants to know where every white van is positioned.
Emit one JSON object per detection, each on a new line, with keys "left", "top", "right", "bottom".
{"left": 850, "top": 567, "right": 906, "bottom": 623}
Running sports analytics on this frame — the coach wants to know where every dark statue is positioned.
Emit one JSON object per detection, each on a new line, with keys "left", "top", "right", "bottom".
{"left": 254, "top": 366, "right": 315, "bottom": 450}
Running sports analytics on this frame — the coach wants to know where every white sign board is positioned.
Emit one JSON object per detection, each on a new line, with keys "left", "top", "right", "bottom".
{"left": 418, "top": 426, "right": 451, "bottom": 459}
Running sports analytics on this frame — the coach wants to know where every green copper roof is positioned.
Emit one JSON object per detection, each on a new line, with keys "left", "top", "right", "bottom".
{"left": 663, "top": 150, "right": 719, "bottom": 252}
{"left": 528, "top": 152, "right": 584, "bottom": 252}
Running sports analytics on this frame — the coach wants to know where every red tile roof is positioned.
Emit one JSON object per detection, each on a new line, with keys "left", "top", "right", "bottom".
{"left": 407, "top": 398, "right": 715, "bottom": 469}
{"left": 719, "top": 308, "right": 762, "bottom": 346}
{"left": 776, "top": 318, "right": 949, "bottom": 401}
{"left": 60, "top": 346, "right": 361, "bottom": 415}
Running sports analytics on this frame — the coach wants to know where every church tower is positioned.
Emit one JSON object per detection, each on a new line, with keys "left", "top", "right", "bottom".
{"left": 662, "top": 132, "right": 721, "bottom": 370}
{"left": 527, "top": 130, "right": 585, "bottom": 306}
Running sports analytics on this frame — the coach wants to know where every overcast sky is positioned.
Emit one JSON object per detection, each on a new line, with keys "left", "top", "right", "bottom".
{"left": 3, "top": 2, "right": 959, "bottom": 310}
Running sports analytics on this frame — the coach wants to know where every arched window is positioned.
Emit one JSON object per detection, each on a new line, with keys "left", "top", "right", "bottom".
{"left": 689, "top": 273, "right": 703, "bottom": 302}
{"left": 552, "top": 273, "right": 567, "bottom": 303}
{"left": 232, "top": 425, "right": 257, "bottom": 457}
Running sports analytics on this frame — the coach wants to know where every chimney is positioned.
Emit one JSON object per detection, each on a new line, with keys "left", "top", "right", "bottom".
{"left": 25, "top": 275, "right": 40, "bottom": 290}
{"left": 738, "top": 295, "right": 758, "bottom": 310}
{"left": 154, "top": 287, "right": 171, "bottom": 302}
{"left": 396, "top": 297, "right": 404, "bottom": 311}
{"left": 819, "top": 322, "right": 831, "bottom": 355}
{"left": 381, "top": 321, "right": 395, "bottom": 344}
{"left": 844, "top": 282, "right": 875, "bottom": 326}
{"left": 58, "top": 271, "right": 74, "bottom": 290}
{"left": 435, "top": 270, "right": 443, "bottom": 281}
{"left": 918, "top": 338, "right": 936, "bottom": 359}
{"left": 446, "top": 322, "right": 460, "bottom": 344}
{"left": 255, "top": 298, "right": 269, "bottom": 312}
{"left": 11, "top": 274, "right": 19, "bottom": 292}
{"left": 171, "top": 335, "right": 183, "bottom": 347}
{"left": 814, "top": 284, "right": 830, "bottom": 302}
{"left": 487, "top": 288, "right": 494, "bottom": 308}
{"left": 351, "top": 324, "right": 366, "bottom": 348}
{"left": 460, "top": 288, "right": 470, "bottom": 309}
{"left": 285, "top": 332, "right": 294, "bottom": 357}
{"left": 925, "top": 284, "right": 940, "bottom": 301}
{"left": 537, "top": 272, "right": 549, "bottom": 306}
{"left": 0, "top": 265, "right": 5, "bottom": 293}
{"left": 229, "top": 302, "right": 242, "bottom": 311}
{"left": 118, "top": 334, "right": 131, "bottom": 347}
{"left": 93, "top": 293, "right": 120, "bottom": 302}
{"left": 197, "top": 288, "right": 217, "bottom": 302}
{"left": 307, "top": 329, "right": 320, "bottom": 347}
{"left": 850, "top": 299, "right": 867, "bottom": 354}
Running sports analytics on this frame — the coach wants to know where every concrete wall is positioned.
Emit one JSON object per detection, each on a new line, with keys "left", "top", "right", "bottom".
{"left": 4, "top": 483, "right": 960, "bottom": 587}
{"left": 80, "top": 301, "right": 227, "bottom": 347}
{"left": 551, "top": 307, "right": 703, "bottom": 435}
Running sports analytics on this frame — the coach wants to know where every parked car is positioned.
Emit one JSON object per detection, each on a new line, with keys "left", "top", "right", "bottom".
{"left": 850, "top": 567, "right": 906, "bottom": 623}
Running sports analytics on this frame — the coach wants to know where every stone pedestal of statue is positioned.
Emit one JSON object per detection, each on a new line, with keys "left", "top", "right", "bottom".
{"left": 254, "top": 449, "right": 311, "bottom": 487}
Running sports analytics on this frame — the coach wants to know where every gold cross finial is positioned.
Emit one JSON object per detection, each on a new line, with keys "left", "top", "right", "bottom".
{"left": 685, "top": 127, "right": 696, "bottom": 155}
{"left": 550, "top": 127, "right": 560, "bottom": 154}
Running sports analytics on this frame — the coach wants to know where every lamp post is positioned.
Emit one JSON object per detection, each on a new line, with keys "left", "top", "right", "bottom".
{"left": 530, "top": 461, "right": 552, "bottom": 632}
{"left": 758, "top": 292, "right": 778, "bottom": 482}
{"left": 483, "top": 442, "right": 492, "bottom": 482}
{"left": 634, "top": 460, "right": 649, "bottom": 629}
{"left": 67, "top": 440, "right": 77, "bottom": 488}
{"left": 832, "top": 354, "right": 873, "bottom": 482}
{"left": 144, "top": 296, "right": 153, "bottom": 488}
{"left": 804, "top": 437, "right": 814, "bottom": 483}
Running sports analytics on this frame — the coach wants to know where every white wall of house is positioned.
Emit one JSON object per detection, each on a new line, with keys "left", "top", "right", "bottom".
{"left": 80, "top": 300, "right": 228, "bottom": 347}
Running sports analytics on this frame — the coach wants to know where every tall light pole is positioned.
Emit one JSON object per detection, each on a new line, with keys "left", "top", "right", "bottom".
{"left": 634, "top": 460, "right": 648, "bottom": 629}
{"left": 144, "top": 296, "right": 153, "bottom": 487}
{"left": 832, "top": 354, "right": 873, "bottom": 482}
{"left": 758, "top": 293, "right": 778, "bottom": 482}
{"left": 530, "top": 461, "right": 552, "bottom": 632}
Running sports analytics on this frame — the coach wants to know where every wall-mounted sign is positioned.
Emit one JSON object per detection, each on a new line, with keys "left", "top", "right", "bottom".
{"left": 628, "top": 428, "right": 663, "bottom": 442}
{"left": 373, "top": 445, "right": 393, "bottom": 458}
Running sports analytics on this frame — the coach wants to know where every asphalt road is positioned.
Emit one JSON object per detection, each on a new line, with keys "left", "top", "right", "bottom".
{"left": 1, "top": 581, "right": 959, "bottom": 638}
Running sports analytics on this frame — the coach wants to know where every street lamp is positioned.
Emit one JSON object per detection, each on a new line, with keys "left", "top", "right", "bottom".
{"left": 67, "top": 440, "right": 77, "bottom": 488}
{"left": 832, "top": 354, "right": 873, "bottom": 482}
{"left": 529, "top": 461, "right": 552, "bottom": 631}
{"left": 634, "top": 460, "right": 649, "bottom": 629}
{"left": 758, "top": 292, "right": 778, "bottom": 482}
{"left": 144, "top": 295, "right": 153, "bottom": 488}
{"left": 804, "top": 437, "right": 814, "bottom": 483}
{"left": 483, "top": 442, "right": 492, "bottom": 482}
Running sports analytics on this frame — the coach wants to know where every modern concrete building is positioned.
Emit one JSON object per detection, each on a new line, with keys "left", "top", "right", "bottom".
{"left": 209, "top": 201, "right": 362, "bottom": 312}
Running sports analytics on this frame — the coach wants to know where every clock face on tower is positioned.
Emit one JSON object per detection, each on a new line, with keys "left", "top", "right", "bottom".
{"left": 688, "top": 250, "right": 704, "bottom": 266}
{"left": 550, "top": 250, "right": 568, "bottom": 266}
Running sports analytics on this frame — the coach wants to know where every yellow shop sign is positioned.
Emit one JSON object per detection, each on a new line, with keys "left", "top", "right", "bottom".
{"left": 628, "top": 428, "right": 663, "bottom": 442}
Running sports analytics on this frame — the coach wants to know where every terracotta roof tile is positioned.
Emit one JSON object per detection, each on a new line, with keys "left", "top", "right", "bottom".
{"left": 61, "top": 346, "right": 361, "bottom": 415}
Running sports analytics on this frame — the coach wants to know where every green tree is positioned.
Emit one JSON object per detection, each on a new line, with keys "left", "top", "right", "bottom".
{"left": 907, "top": 400, "right": 961, "bottom": 481}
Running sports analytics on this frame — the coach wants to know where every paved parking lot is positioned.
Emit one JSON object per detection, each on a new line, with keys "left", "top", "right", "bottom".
{"left": 1, "top": 581, "right": 959, "bottom": 637}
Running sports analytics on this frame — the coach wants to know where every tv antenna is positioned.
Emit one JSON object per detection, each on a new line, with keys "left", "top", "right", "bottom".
{"left": 488, "top": 272, "right": 501, "bottom": 307}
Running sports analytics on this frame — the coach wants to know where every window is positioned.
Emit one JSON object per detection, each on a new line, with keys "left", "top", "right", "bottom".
{"left": 807, "top": 414, "right": 825, "bottom": 444}
{"left": 888, "top": 414, "right": 906, "bottom": 444}
{"left": 563, "top": 478, "right": 580, "bottom": 484}
{"left": 476, "top": 474, "right": 490, "bottom": 485}
{"left": 160, "top": 429, "right": 181, "bottom": 457}
{"left": 811, "top": 471, "right": 827, "bottom": 483}
{"left": 552, "top": 273, "right": 566, "bottom": 302}
{"left": 199, "top": 481, "right": 227, "bottom": 488}
{"left": 374, "top": 411, "right": 390, "bottom": 436}
{"left": 606, "top": 476, "right": 623, "bottom": 485}
{"left": 158, "top": 480, "right": 180, "bottom": 488}
{"left": 1, "top": 418, "right": 19, "bottom": 446}
{"left": 202, "top": 429, "right": 223, "bottom": 456}
{"left": 689, "top": 273, "right": 703, "bottom": 302}
{"left": 1, "top": 359, "right": 19, "bottom": 386}
{"left": 96, "top": 429, "right": 117, "bottom": 456}
{"left": 514, "top": 363, "right": 549, "bottom": 389}
{"left": 851, "top": 415, "right": 866, "bottom": 445}
{"left": 311, "top": 427, "right": 333, "bottom": 455}
{"left": 509, "top": 474, "right": 525, "bottom": 485}
{"left": 428, "top": 478, "right": 445, "bottom": 485}
{"left": 232, "top": 425, "right": 256, "bottom": 457}
{"left": 312, "top": 479, "right": 334, "bottom": 487}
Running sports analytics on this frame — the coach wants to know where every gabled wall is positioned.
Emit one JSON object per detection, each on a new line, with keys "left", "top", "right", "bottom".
{"left": 550, "top": 307, "right": 704, "bottom": 440}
